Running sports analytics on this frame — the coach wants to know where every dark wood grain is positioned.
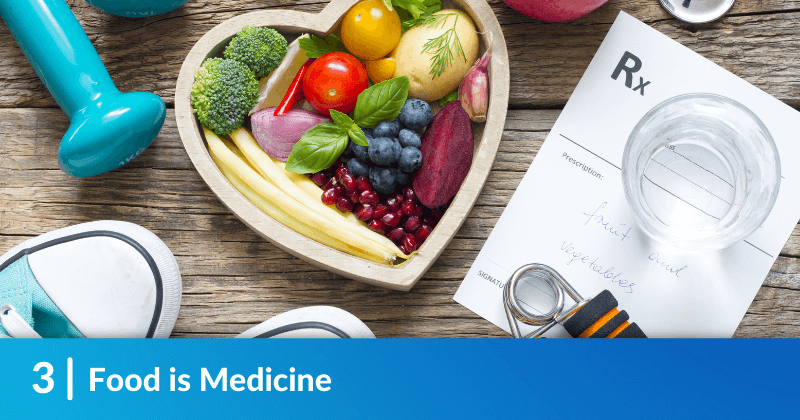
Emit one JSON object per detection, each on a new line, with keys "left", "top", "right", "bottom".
{"left": 3, "top": 1, "right": 800, "bottom": 108}
{"left": 1, "top": 108, "right": 798, "bottom": 337}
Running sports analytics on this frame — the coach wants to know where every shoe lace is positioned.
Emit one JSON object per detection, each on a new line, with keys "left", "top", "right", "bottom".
{"left": 0, "top": 304, "right": 41, "bottom": 338}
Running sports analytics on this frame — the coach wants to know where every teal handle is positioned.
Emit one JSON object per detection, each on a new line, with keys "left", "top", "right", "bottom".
{"left": 0, "top": 0, "right": 166, "bottom": 177}
{"left": 84, "top": 0, "right": 190, "bottom": 18}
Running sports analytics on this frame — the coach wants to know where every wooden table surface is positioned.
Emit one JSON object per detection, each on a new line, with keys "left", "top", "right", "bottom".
{"left": 2, "top": 0, "right": 799, "bottom": 337}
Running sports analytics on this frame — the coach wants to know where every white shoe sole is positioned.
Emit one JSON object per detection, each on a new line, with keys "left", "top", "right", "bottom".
{"left": 237, "top": 306, "right": 375, "bottom": 338}
{"left": 0, "top": 221, "right": 182, "bottom": 338}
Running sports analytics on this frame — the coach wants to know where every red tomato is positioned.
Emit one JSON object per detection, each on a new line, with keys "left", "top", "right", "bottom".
{"left": 302, "top": 52, "right": 368, "bottom": 115}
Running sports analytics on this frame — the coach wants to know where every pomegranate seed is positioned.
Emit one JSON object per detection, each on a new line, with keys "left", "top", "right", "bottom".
{"left": 322, "top": 178, "right": 335, "bottom": 191}
{"left": 368, "top": 219, "right": 387, "bottom": 233}
{"left": 403, "top": 233, "right": 418, "bottom": 252}
{"left": 333, "top": 160, "right": 345, "bottom": 171}
{"left": 336, "top": 196, "right": 354, "bottom": 212}
{"left": 373, "top": 203, "right": 389, "bottom": 220}
{"left": 335, "top": 166, "right": 349, "bottom": 180}
{"left": 347, "top": 189, "right": 360, "bottom": 203}
{"left": 340, "top": 173, "right": 355, "bottom": 191}
{"left": 396, "top": 209, "right": 405, "bottom": 220}
{"left": 423, "top": 216, "right": 436, "bottom": 227}
{"left": 401, "top": 200, "right": 416, "bottom": 216}
{"left": 334, "top": 185, "right": 344, "bottom": 196}
{"left": 412, "top": 205, "right": 424, "bottom": 217}
{"left": 399, "top": 244, "right": 410, "bottom": 255}
{"left": 395, "top": 194, "right": 404, "bottom": 204}
{"left": 386, "top": 197, "right": 401, "bottom": 212}
{"left": 382, "top": 212, "right": 401, "bottom": 228}
{"left": 403, "top": 187, "right": 416, "bottom": 202}
{"left": 321, "top": 188, "right": 338, "bottom": 205}
{"left": 431, "top": 209, "right": 443, "bottom": 221}
{"left": 387, "top": 227, "right": 405, "bottom": 242}
{"left": 356, "top": 205, "right": 374, "bottom": 221}
{"left": 360, "top": 190, "right": 379, "bottom": 207}
{"left": 404, "top": 216, "right": 421, "bottom": 233}
{"left": 355, "top": 176, "right": 371, "bottom": 192}
{"left": 416, "top": 224, "right": 432, "bottom": 242}
{"left": 311, "top": 172, "right": 328, "bottom": 187}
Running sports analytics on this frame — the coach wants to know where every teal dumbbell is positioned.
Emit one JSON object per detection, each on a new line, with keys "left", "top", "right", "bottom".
{"left": 84, "top": 0, "right": 191, "bottom": 18}
{"left": 0, "top": 0, "right": 166, "bottom": 177}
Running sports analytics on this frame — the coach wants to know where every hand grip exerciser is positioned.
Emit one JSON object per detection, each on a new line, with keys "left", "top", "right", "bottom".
{"left": 0, "top": 0, "right": 167, "bottom": 177}
{"left": 503, "top": 264, "right": 647, "bottom": 338}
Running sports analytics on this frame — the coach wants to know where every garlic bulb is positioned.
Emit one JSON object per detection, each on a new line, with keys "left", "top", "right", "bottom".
{"left": 458, "top": 41, "right": 491, "bottom": 122}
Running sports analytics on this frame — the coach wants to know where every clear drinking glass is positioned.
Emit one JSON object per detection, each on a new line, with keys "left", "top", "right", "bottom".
{"left": 622, "top": 93, "right": 781, "bottom": 251}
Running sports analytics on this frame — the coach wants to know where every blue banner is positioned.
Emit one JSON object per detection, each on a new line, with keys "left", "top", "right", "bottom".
{"left": 1, "top": 339, "right": 796, "bottom": 418}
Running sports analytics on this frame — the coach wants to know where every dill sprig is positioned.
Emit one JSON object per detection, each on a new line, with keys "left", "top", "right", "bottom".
{"left": 419, "top": 12, "right": 466, "bottom": 79}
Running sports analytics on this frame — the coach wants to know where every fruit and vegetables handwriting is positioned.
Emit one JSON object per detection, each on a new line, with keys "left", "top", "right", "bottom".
{"left": 193, "top": 0, "right": 491, "bottom": 263}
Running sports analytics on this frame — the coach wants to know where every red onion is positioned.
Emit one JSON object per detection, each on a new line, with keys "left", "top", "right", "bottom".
{"left": 250, "top": 107, "right": 331, "bottom": 161}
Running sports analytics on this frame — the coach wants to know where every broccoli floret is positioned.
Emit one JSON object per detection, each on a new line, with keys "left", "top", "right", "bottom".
{"left": 190, "top": 58, "right": 259, "bottom": 135}
{"left": 223, "top": 26, "right": 288, "bottom": 79}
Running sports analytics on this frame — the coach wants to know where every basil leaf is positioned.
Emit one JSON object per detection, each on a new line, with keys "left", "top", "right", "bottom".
{"left": 298, "top": 34, "right": 349, "bottom": 59}
{"left": 285, "top": 123, "right": 348, "bottom": 174}
{"left": 348, "top": 124, "right": 369, "bottom": 147}
{"left": 382, "top": 0, "right": 394, "bottom": 11}
{"left": 353, "top": 76, "right": 410, "bottom": 128}
{"left": 329, "top": 109, "right": 354, "bottom": 129}
{"left": 439, "top": 89, "right": 459, "bottom": 107}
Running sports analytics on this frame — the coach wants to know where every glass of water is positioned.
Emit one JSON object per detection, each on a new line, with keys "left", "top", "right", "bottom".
{"left": 622, "top": 93, "right": 781, "bottom": 251}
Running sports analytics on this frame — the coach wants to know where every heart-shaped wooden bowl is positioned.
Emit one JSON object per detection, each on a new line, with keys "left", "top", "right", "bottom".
{"left": 175, "top": 0, "right": 509, "bottom": 291}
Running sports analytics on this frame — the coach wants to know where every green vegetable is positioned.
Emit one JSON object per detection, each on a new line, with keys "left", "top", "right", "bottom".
{"left": 419, "top": 12, "right": 466, "bottom": 78}
{"left": 224, "top": 26, "right": 288, "bottom": 78}
{"left": 330, "top": 110, "right": 369, "bottom": 146}
{"left": 439, "top": 89, "right": 459, "bottom": 107}
{"left": 285, "top": 123, "right": 349, "bottom": 174}
{"left": 285, "top": 77, "right": 410, "bottom": 174}
{"left": 353, "top": 76, "right": 410, "bottom": 128}
{"left": 394, "top": 0, "right": 442, "bottom": 31}
{"left": 298, "top": 34, "right": 350, "bottom": 59}
{"left": 191, "top": 58, "right": 259, "bottom": 135}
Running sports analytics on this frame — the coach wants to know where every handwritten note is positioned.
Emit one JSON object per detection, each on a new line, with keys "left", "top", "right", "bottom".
{"left": 454, "top": 12, "right": 800, "bottom": 338}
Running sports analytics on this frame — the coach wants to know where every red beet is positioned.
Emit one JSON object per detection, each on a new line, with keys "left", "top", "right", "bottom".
{"left": 412, "top": 101, "right": 473, "bottom": 208}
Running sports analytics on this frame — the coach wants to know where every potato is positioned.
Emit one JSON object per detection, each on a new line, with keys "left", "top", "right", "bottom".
{"left": 393, "top": 9, "right": 479, "bottom": 102}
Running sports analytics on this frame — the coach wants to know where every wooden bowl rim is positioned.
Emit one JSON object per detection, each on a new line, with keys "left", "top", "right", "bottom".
{"left": 174, "top": 0, "right": 509, "bottom": 291}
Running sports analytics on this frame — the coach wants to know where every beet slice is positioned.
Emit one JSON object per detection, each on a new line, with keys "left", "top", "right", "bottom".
{"left": 412, "top": 101, "right": 473, "bottom": 208}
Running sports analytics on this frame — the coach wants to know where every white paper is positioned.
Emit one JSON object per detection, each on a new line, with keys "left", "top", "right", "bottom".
{"left": 454, "top": 12, "right": 800, "bottom": 338}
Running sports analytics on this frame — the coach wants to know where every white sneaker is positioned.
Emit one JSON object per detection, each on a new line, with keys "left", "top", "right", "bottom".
{"left": 0, "top": 221, "right": 182, "bottom": 338}
{"left": 237, "top": 306, "right": 375, "bottom": 338}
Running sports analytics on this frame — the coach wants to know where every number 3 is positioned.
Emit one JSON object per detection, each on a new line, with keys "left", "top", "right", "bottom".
{"left": 33, "top": 362, "right": 54, "bottom": 394}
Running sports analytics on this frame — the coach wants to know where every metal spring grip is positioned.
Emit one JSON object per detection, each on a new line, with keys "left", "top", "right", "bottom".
{"left": 503, "top": 263, "right": 590, "bottom": 338}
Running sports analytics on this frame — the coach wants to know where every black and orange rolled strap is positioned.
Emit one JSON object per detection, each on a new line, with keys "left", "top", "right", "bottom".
{"left": 563, "top": 290, "right": 647, "bottom": 338}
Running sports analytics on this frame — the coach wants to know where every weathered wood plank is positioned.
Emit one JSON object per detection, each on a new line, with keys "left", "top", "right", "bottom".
{"left": 2, "top": 1, "right": 800, "bottom": 109}
{"left": 1, "top": 108, "right": 798, "bottom": 337}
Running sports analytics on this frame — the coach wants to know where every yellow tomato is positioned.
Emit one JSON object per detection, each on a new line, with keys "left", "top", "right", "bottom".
{"left": 365, "top": 57, "right": 396, "bottom": 83}
{"left": 341, "top": 0, "right": 401, "bottom": 61}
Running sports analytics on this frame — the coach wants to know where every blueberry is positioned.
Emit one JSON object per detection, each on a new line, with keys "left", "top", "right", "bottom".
{"left": 395, "top": 170, "right": 409, "bottom": 186}
{"left": 368, "top": 136, "right": 399, "bottom": 165}
{"left": 347, "top": 158, "right": 370, "bottom": 178}
{"left": 344, "top": 140, "right": 356, "bottom": 157}
{"left": 362, "top": 127, "right": 374, "bottom": 138}
{"left": 392, "top": 137, "right": 403, "bottom": 159}
{"left": 398, "top": 128, "right": 422, "bottom": 148}
{"left": 374, "top": 120, "right": 401, "bottom": 138}
{"left": 353, "top": 143, "right": 369, "bottom": 162}
{"left": 398, "top": 99, "right": 433, "bottom": 131}
{"left": 398, "top": 147, "right": 422, "bottom": 173}
{"left": 369, "top": 166, "right": 397, "bottom": 194}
